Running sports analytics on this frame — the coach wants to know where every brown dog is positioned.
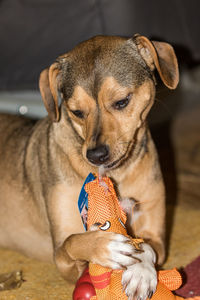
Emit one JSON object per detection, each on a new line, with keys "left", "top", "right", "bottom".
{"left": 0, "top": 34, "right": 178, "bottom": 299}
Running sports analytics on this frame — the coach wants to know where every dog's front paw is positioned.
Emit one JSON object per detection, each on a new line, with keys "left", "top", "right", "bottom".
{"left": 122, "top": 262, "right": 157, "bottom": 300}
{"left": 121, "top": 243, "right": 157, "bottom": 300}
{"left": 88, "top": 231, "right": 140, "bottom": 270}
{"left": 106, "top": 233, "right": 140, "bottom": 270}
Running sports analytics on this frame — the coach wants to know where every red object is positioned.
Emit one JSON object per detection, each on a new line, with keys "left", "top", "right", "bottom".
{"left": 73, "top": 268, "right": 96, "bottom": 300}
{"left": 76, "top": 269, "right": 92, "bottom": 285}
{"left": 175, "top": 256, "right": 200, "bottom": 298}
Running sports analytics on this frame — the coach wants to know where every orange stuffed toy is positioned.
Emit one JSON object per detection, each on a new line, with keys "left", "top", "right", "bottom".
{"left": 85, "top": 175, "right": 142, "bottom": 300}
{"left": 73, "top": 175, "right": 200, "bottom": 300}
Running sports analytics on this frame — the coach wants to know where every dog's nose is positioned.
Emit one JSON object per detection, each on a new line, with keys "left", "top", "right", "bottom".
{"left": 86, "top": 144, "right": 110, "bottom": 165}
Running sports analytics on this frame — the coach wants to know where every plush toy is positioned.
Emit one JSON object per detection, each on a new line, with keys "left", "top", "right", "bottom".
{"left": 73, "top": 175, "right": 200, "bottom": 300}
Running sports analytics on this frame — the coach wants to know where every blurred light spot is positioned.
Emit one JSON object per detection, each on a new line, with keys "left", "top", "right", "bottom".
{"left": 19, "top": 105, "right": 28, "bottom": 115}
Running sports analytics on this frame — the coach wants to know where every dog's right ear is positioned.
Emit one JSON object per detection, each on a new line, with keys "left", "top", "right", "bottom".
{"left": 39, "top": 63, "right": 61, "bottom": 122}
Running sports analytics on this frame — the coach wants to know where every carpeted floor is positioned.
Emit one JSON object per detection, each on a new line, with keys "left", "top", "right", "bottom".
{"left": 0, "top": 96, "right": 200, "bottom": 299}
{"left": 162, "top": 104, "right": 200, "bottom": 270}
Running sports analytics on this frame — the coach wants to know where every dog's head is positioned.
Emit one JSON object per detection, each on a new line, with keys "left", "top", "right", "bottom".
{"left": 39, "top": 35, "right": 179, "bottom": 170}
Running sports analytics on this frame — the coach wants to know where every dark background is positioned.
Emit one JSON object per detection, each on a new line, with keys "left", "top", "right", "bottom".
{"left": 0, "top": 0, "right": 200, "bottom": 90}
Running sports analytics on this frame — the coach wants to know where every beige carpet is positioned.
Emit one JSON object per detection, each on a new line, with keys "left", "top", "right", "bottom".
{"left": 0, "top": 104, "right": 200, "bottom": 300}
{"left": 163, "top": 104, "right": 200, "bottom": 269}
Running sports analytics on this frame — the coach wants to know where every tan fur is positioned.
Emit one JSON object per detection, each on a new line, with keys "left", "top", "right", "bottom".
{"left": 0, "top": 34, "right": 179, "bottom": 283}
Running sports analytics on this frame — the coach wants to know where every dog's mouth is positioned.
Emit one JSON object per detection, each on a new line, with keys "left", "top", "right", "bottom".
{"left": 85, "top": 135, "right": 137, "bottom": 170}
{"left": 86, "top": 149, "right": 128, "bottom": 170}
{"left": 104, "top": 157, "right": 124, "bottom": 170}
{"left": 103, "top": 140, "right": 134, "bottom": 170}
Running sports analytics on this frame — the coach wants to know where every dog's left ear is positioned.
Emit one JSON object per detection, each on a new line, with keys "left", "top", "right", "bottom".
{"left": 134, "top": 34, "right": 179, "bottom": 89}
{"left": 39, "top": 63, "right": 61, "bottom": 122}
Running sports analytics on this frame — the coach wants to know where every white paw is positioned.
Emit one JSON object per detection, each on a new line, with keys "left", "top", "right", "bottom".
{"left": 121, "top": 243, "right": 157, "bottom": 300}
{"left": 106, "top": 234, "right": 140, "bottom": 270}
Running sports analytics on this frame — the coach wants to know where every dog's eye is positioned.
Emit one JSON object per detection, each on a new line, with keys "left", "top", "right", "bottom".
{"left": 113, "top": 94, "right": 131, "bottom": 110}
{"left": 71, "top": 110, "right": 84, "bottom": 119}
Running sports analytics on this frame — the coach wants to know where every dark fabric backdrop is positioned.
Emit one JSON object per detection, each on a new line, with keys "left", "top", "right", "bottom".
{"left": 0, "top": 0, "right": 199, "bottom": 90}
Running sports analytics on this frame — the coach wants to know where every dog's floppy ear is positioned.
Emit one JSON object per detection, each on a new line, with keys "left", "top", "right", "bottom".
{"left": 134, "top": 34, "right": 179, "bottom": 89}
{"left": 39, "top": 62, "right": 61, "bottom": 122}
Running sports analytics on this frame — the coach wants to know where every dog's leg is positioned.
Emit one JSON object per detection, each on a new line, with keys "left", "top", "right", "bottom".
{"left": 120, "top": 137, "right": 166, "bottom": 266}
{"left": 48, "top": 184, "right": 140, "bottom": 283}
{"left": 119, "top": 149, "right": 166, "bottom": 299}
{"left": 55, "top": 230, "right": 141, "bottom": 283}
{"left": 131, "top": 179, "right": 166, "bottom": 266}
{"left": 120, "top": 198, "right": 158, "bottom": 299}
{"left": 121, "top": 191, "right": 165, "bottom": 267}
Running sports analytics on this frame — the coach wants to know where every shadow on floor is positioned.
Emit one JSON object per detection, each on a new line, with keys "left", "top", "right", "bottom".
{"left": 151, "top": 120, "right": 178, "bottom": 259}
